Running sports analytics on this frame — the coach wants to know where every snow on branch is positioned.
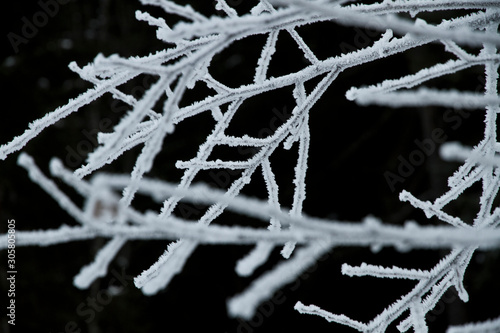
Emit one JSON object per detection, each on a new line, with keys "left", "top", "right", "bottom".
{"left": 352, "top": 87, "right": 500, "bottom": 109}
{"left": 447, "top": 316, "right": 500, "bottom": 333}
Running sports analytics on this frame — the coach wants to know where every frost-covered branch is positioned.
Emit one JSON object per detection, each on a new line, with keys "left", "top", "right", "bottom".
{"left": 1, "top": 0, "right": 499, "bottom": 331}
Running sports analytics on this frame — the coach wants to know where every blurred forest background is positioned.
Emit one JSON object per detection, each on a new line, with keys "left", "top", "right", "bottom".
{"left": 0, "top": 1, "right": 499, "bottom": 332}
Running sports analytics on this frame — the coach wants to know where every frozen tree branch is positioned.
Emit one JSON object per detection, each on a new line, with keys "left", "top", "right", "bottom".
{"left": 1, "top": 0, "right": 499, "bottom": 331}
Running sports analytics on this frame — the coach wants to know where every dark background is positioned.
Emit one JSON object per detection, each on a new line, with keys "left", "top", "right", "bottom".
{"left": 0, "top": 1, "right": 499, "bottom": 332}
